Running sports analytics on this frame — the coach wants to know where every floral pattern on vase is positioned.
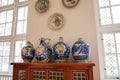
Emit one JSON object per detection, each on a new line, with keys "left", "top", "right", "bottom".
{"left": 21, "top": 41, "right": 35, "bottom": 62}
{"left": 72, "top": 38, "right": 90, "bottom": 61}
{"left": 35, "top": 38, "right": 52, "bottom": 62}
{"left": 52, "top": 37, "right": 70, "bottom": 62}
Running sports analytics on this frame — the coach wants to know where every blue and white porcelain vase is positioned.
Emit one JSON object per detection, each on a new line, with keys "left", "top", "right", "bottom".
{"left": 21, "top": 41, "right": 35, "bottom": 63}
{"left": 52, "top": 37, "right": 70, "bottom": 62}
{"left": 72, "top": 38, "right": 90, "bottom": 61}
{"left": 35, "top": 38, "right": 52, "bottom": 62}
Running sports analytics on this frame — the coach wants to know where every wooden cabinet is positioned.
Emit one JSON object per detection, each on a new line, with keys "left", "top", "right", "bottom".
{"left": 11, "top": 62, "right": 95, "bottom": 80}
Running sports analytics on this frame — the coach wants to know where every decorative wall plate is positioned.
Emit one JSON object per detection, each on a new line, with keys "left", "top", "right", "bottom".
{"left": 62, "top": 0, "right": 79, "bottom": 8}
{"left": 48, "top": 13, "right": 64, "bottom": 30}
{"left": 35, "top": 0, "right": 49, "bottom": 13}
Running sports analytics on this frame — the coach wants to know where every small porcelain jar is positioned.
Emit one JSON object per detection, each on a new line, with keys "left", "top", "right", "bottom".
{"left": 52, "top": 37, "right": 70, "bottom": 62}
{"left": 72, "top": 38, "right": 90, "bottom": 61}
{"left": 21, "top": 41, "right": 35, "bottom": 63}
{"left": 35, "top": 38, "right": 52, "bottom": 62}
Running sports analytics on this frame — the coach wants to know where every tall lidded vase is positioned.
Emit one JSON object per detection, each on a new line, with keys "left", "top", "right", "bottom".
{"left": 21, "top": 41, "right": 36, "bottom": 63}
{"left": 52, "top": 37, "right": 70, "bottom": 62}
{"left": 35, "top": 38, "right": 52, "bottom": 62}
{"left": 72, "top": 38, "right": 90, "bottom": 61}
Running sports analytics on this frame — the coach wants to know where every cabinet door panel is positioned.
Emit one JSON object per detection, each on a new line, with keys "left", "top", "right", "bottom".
{"left": 18, "top": 70, "right": 26, "bottom": 80}
{"left": 72, "top": 72, "right": 87, "bottom": 80}
{"left": 32, "top": 70, "right": 46, "bottom": 80}
{"left": 49, "top": 71, "right": 64, "bottom": 80}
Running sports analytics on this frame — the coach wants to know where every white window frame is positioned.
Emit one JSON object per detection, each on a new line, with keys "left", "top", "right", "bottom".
{"left": 93, "top": 0, "right": 120, "bottom": 80}
{"left": 0, "top": 0, "right": 28, "bottom": 75}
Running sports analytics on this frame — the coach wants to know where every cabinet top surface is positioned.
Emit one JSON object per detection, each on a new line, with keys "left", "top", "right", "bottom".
{"left": 11, "top": 62, "right": 95, "bottom": 67}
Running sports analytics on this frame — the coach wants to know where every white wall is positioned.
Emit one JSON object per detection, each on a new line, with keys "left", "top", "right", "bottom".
{"left": 27, "top": 0, "right": 100, "bottom": 79}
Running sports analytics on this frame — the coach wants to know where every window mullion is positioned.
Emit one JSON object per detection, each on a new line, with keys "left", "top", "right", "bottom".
{"left": 0, "top": 42, "right": 4, "bottom": 72}
{"left": 108, "top": 0, "right": 113, "bottom": 24}
{"left": 4, "top": 10, "right": 7, "bottom": 36}
{"left": 8, "top": 39, "right": 14, "bottom": 74}
{"left": 23, "top": 7, "right": 26, "bottom": 33}
{"left": 18, "top": 0, "right": 28, "bottom": 7}
{"left": 9, "top": 36, "right": 16, "bottom": 62}
{"left": 114, "top": 33, "right": 120, "bottom": 79}
{"left": 12, "top": 0, "right": 18, "bottom": 37}
{"left": 113, "top": 33, "right": 118, "bottom": 78}
{"left": 8, "top": 0, "right": 18, "bottom": 64}
{"left": 102, "top": 35, "right": 109, "bottom": 79}
{"left": 0, "top": 5, "right": 14, "bottom": 11}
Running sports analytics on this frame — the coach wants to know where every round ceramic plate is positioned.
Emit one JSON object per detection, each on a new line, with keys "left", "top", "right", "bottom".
{"left": 62, "top": 0, "right": 79, "bottom": 8}
{"left": 35, "top": 0, "right": 49, "bottom": 13}
{"left": 48, "top": 13, "right": 64, "bottom": 30}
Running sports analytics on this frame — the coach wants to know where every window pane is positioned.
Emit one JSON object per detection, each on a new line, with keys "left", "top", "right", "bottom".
{"left": 8, "top": 0, "right": 14, "bottom": 5}
{"left": 0, "top": 0, "right": 14, "bottom": 7}
{"left": 17, "top": 21, "right": 24, "bottom": 34}
{"left": 2, "top": 57, "right": 9, "bottom": 72}
{"left": 16, "top": 21, "right": 27, "bottom": 34}
{"left": 18, "top": 7, "right": 25, "bottom": 20}
{"left": 103, "top": 33, "right": 120, "bottom": 78}
{"left": 115, "top": 33, "right": 120, "bottom": 53}
{"left": 116, "top": 44, "right": 120, "bottom": 53}
{"left": 0, "top": 10, "right": 13, "bottom": 36}
{"left": 15, "top": 40, "right": 25, "bottom": 56}
{"left": 16, "top": 6, "right": 28, "bottom": 34}
{"left": 112, "top": 6, "right": 120, "bottom": 24}
{"left": 0, "top": 42, "right": 3, "bottom": 56}
{"left": 103, "top": 33, "right": 115, "bottom": 53}
{"left": 15, "top": 57, "right": 23, "bottom": 62}
{"left": 99, "top": 0, "right": 109, "bottom": 7}
{"left": 100, "top": 8, "right": 112, "bottom": 25}
{"left": 6, "top": 10, "right": 13, "bottom": 22}
{"left": 0, "top": 42, "right": 10, "bottom": 72}
{"left": 18, "top": 7, "right": 28, "bottom": 20}
{"left": 3, "top": 42, "right": 10, "bottom": 56}
{"left": 0, "top": 24, "right": 5, "bottom": 36}
{"left": 0, "top": 11, "right": 6, "bottom": 23}
{"left": 15, "top": 40, "right": 25, "bottom": 62}
{"left": 5, "top": 23, "right": 12, "bottom": 35}
{"left": 1, "top": 0, "right": 8, "bottom": 6}
{"left": 0, "top": 23, "right": 12, "bottom": 36}
{"left": 0, "top": 57, "right": 2, "bottom": 69}
{"left": 98, "top": 0, "right": 120, "bottom": 26}
{"left": 118, "top": 54, "right": 120, "bottom": 71}
{"left": 0, "top": 42, "right": 10, "bottom": 56}
{"left": 110, "top": 0, "right": 120, "bottom": 5}
{"left": 24, "top": 20, "right": 27, "bottom": 33}
{"left": 24, "top": 7, "right": 28, "bottom": 20}
{"left": 105, "top": 55, "right": 118, "bottom": 77}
